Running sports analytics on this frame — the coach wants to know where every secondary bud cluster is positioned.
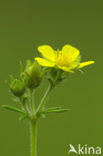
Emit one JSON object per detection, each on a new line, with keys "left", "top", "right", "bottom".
{"left": 10, "top": 79, "right": 25, "bottom": 97}
{"left": 24, "top": 61, "right": 42, "bottom": 89}
{"left": 10, "top": 61, "right": 42, "bottom": 97}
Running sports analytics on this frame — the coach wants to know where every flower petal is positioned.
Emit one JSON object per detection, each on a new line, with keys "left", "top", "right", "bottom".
{"left": 35, "top": 57, "right": 55, "bottom": 67}
{"left": 79, "top": 61, "right": 95, "bottom": 68}
{"left": 69, "top": 56, "right": 81, "bottom": 69}
{"left": 62, "top": 45, "right": 80, "bottom": 62}
{"left": 57, "top": 65, "right": 74, "bottom": 73}
{"left": 69, "top": 64, "right": 78, "bottom": 69}
{"left": 38, "top": 45, "right": 56, "bottom": 61}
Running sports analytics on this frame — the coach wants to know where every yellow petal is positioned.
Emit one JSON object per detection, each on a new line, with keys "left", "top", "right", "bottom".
{"left": 38, "top": 45, "right": 56, "bottom": 61}
{"left": 57, "top": 65, "right": 74, "bottom": 73}
{"left": 79, "top": 61, "right": 95, "bottom": 68}
{"left": 69, "top": 64, "right": 77, "bottom": 69}
{"left": 62, "top": 45, "right": 80, "bottom": 62}
{"left": 35, "top": 57, "right": 55, "bottom": 67}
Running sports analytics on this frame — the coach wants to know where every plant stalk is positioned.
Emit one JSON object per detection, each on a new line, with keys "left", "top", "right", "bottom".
{"left": 37, "top": 84, "right": 52, "bottom": 112}
{"left": 30, "top": 89, "right": 34, "bottom": 114}
{"left": 30, "top": 121, "right": 37, "bottom": 156}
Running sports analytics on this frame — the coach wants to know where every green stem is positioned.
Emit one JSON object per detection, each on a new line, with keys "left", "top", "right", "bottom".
{"left": 30, "top": 121, "right": 37, "bottom": 156}
{"left": 24, "top": 103, "right": 28, "bottom": 113}
{"left": 19, "top": 97, "right": 28, "bottom": 114}
{"left": 30, "top": 89, "right": 34, "bottom": 114}
{"left": 37, "top": 84, "right": 52, "bottom": 112}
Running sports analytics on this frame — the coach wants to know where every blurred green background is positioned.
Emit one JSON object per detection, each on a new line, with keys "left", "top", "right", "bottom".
{"left": 0, "top": 0, "right": 103, "bottom": 156}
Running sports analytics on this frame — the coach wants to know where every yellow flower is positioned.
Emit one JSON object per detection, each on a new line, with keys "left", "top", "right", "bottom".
{"left": 35, "top": 45, "right": 94, "bottom": 72}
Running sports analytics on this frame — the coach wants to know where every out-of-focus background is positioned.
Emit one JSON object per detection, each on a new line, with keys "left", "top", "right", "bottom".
{"left": 0, "top": 0, "right": 102, "bottom": 156}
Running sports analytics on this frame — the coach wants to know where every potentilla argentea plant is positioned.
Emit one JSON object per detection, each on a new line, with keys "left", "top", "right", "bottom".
{"left": 2, "top": 44, "right": 94, "bottom": 156}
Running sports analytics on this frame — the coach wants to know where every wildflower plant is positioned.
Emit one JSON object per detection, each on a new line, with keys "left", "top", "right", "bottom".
{"left": 2, "top": 45, "right": 94, "bottom": 156}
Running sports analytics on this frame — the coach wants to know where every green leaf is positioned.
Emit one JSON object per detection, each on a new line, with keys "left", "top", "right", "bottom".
{"left": 42, "top": 107, "right": 61, "bottom": 112}
{"left": 19, "top": 114, "right": 28, "bottom": 120}
{"left": 40, "top": 107, "right": 70, "bottom": 114}
{"left": 40, "top": 113, "right": 46, "bottom": 118}
{"left": 2, "top": 105, "right": 25, "bottom": 114}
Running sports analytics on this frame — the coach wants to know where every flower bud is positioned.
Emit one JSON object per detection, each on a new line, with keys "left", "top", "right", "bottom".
{"left": 10, "top": 79, "right": 25, "bottom": 97}
{"left": 25, "top": 61, "right": 42, "bottom": 89}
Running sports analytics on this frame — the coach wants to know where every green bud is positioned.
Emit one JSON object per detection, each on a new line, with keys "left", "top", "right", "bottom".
{"left": 10, "top": 79, "right": 25, "bottom": 97}
{"left": 24, "top": 61, "right": 42, "bottom": 89}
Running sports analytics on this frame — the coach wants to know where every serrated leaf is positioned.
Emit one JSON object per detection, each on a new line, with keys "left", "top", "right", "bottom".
{"left": 2, "top": 105, "right": 25, "bottom": 114}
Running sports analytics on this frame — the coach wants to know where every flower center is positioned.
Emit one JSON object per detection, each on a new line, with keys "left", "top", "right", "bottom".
{"left": 56, "top": 52, "right": 71, "bottom": 67}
